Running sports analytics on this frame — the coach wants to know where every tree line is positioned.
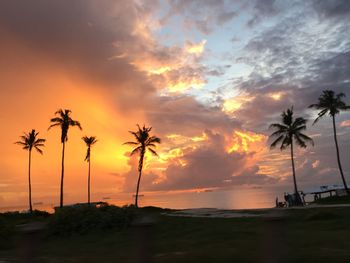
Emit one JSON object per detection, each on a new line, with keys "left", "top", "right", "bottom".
{"left": 16, "top": 110, "right": 160, "bottom": 212}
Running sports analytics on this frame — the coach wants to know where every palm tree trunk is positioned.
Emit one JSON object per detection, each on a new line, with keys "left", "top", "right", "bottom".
{"left": 135, "top": 149, "right": 145, "bottom": 208}
{"left": 290, "top": 140, "right": 298, "bottom": 194}
{"left": 60, "top": 142, "right": 65, "bottom": 208}
{"left": 332, "top": 115, "right": 349, "bottom": 194}
{"left": 290, "top": 140, "right": 301, "bottom": 205}
{"left": 28, "top": 150, "right": 33, "bottom": 213}
{"left": 88, "top": 157, "right": 91, "bottom": 205}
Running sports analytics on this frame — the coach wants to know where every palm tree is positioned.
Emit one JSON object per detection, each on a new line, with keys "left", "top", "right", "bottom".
{"left": 49, "top": 109, "right": 82, "bottom": 208}
{"left": 124, "top": 125, "right": 161, "bottom": 207}
{"left": 309, "top": 90, "right": 350, "bottom": 194}
{"left": 15, "top": 129, "right": 45, "bottom": 213}
{"left": 82, "top": 136, "right": 98, "bottom": 204}
{"left": 269, "top": 107, "right": 314, "bottom": 205}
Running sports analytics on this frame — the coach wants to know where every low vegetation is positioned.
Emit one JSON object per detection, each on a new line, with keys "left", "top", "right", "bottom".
{"left": 1, "top": 205, "right": 350, "bottom": 262}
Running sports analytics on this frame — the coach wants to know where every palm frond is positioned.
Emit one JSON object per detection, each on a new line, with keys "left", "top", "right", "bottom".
{"left": 313, "top": 108, "right": 328, "bottom": 124}
{"left": 297, "top": 133, "right": 314, "bottom": 146}
{"left": 146, "top": 136, "right": 161, "bottom": 144}
{"left": 50, "top": 117, "right": 63, "bottom": 123}
{"left": 123, "top": 141, "right": 139, "bottom": 146}
{"left": 35, "top": 146, "right": 43, "bottom": 155}
{"left": 294, "top": 134, "right": 307, "bottom": 148}
{"left": 16, "top": 129, "right": 45, "bottom": 154}
{"left": 270, "top": 135, "right": 284, "bottom": 149}
{"left": 130, "top": 146, "right": 142, "bottom": 156}
{"left": 280, "top": 135, "right": 291, "bottom": 150}
{"left": 293, "top": 117, "right": 307, "bottom": 127}
{"left": 148, "top": 147, "right": 159, "bottom": 156}
{"left": 269, "top": 123, "right": 288, "bottom": 130}
{"left": 48, "top": 122, "right": 61, "bottom": 130}
{"left": 269, "top": 129, "right": 286, "bottom": 138}
{"left": 293, "top": 125, "right": 306, "bottom": 132}
{"left": 70, "top": 120, "right": 82, "bottom": 130}
{"left": 311, "top": 90, "right": 350, "bottom": 123}
{"left": 129, "top": 131, "right": 141, "bottom": 142}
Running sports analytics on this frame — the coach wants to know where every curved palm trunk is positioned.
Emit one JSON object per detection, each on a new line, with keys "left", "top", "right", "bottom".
{"left": 88, "top": 154, "right": 91, "bottom": 204}
{"left": 135, "top": 148, "right": 145, "bottom": 208}
{"left": 332, "top": 115, "right": 349, "bottom": 194}
{"left": 60, "top": 142, "right": 65, "bottom": 208}
{"left": 28, "top": 150, "right": 33, "bottom": 213}
{"left": 290, "top": 140, "right": 302, "bottom": 206}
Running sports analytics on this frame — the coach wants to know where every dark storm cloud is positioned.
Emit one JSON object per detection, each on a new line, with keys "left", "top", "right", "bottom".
{"left": 312, "top": 0, "right": 350, "bottom": 19}
{"left": 0, "top": 0, "right": 159, "bottom": 110}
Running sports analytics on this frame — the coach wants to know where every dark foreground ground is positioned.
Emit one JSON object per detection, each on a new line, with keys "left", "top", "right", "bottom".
{"left": 1, "top": 201, "right": 350, "bottom": 262}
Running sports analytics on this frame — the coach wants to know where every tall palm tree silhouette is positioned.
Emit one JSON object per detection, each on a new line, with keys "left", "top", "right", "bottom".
{"left": 269, "top": 107, "right": 313, "bottom": 205}
{"left": 309, "top": 90, "right": 350, "bottom": 193}
{"left": 124, "top": 125, "right": 161, "bottom": 207}
{"left": 49, "top": 109, "right": 82, "bottom": 208}
{"left": 15, "top": 129, "right": 45, "bottom": 213}
{"left": 82, "top": 136, "right": 98, "bottom": 204}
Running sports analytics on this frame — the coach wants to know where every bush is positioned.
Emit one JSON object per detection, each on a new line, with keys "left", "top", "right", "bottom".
{"left": 48, "top": 204, "right": 137, "bottom": 235}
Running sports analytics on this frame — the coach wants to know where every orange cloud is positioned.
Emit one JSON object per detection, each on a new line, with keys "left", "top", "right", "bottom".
{"left": 227, "top": 130, "right": 267, "bottom": 153}
{"left": 340, "top": 120, "right": 350, "bottom": 127}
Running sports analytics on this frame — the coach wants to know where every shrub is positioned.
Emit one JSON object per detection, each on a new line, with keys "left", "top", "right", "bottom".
{"left": 48, "top": 204, "right": 137, "bottom": 235}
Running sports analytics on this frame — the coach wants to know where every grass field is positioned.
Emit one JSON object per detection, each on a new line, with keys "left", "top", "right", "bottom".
{"left": 1, "top": 205, "right": 350, "bottom": 262}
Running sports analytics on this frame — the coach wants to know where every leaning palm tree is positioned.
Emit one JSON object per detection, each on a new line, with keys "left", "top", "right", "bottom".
{"left": 49, "top": 109, "right": 82, "bottom": 208}
{"left": 124, "top": 125, "right": 161, "bottom": 207}
{"left": 82, "top": 136, "right": 98, "bottom": 204}
{"left": 309, "top": 90, "right": 350, "bottom": 194}
{"left": 15, "top": 129, "right": 45, "bottom": 213}
{"left": 269, "top": 107, "right": 314, "bottom": 205}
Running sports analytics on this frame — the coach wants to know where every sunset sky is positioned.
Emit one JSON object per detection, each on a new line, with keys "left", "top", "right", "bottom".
{"left": 1, "top": 0, "right": 350, "bottom": 208}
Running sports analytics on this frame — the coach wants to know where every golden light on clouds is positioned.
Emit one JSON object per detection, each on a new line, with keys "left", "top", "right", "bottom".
{"left": 227, "top": 131, "right": 266, "bottom": 153}
{"left": 223, "top": 94, "right": 253, "bottom": 113}
{"left": 148, "top": 66, "right": 172, "bottom": 75}
{"left": 166, "top": 78, "right": 205, "bottom": 92}
{"left": 269, "top": 92, "right": 284, "bottom": 100}
{"left": 185, "top": 40, "right": 207, "bottom": 55}
{"left": 191, "top": 133, "right": 208, "bottom": 142}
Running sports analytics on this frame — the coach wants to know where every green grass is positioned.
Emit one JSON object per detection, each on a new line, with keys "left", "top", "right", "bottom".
{"left": 1, "top": 207, "right": 350, "bottom": 262}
